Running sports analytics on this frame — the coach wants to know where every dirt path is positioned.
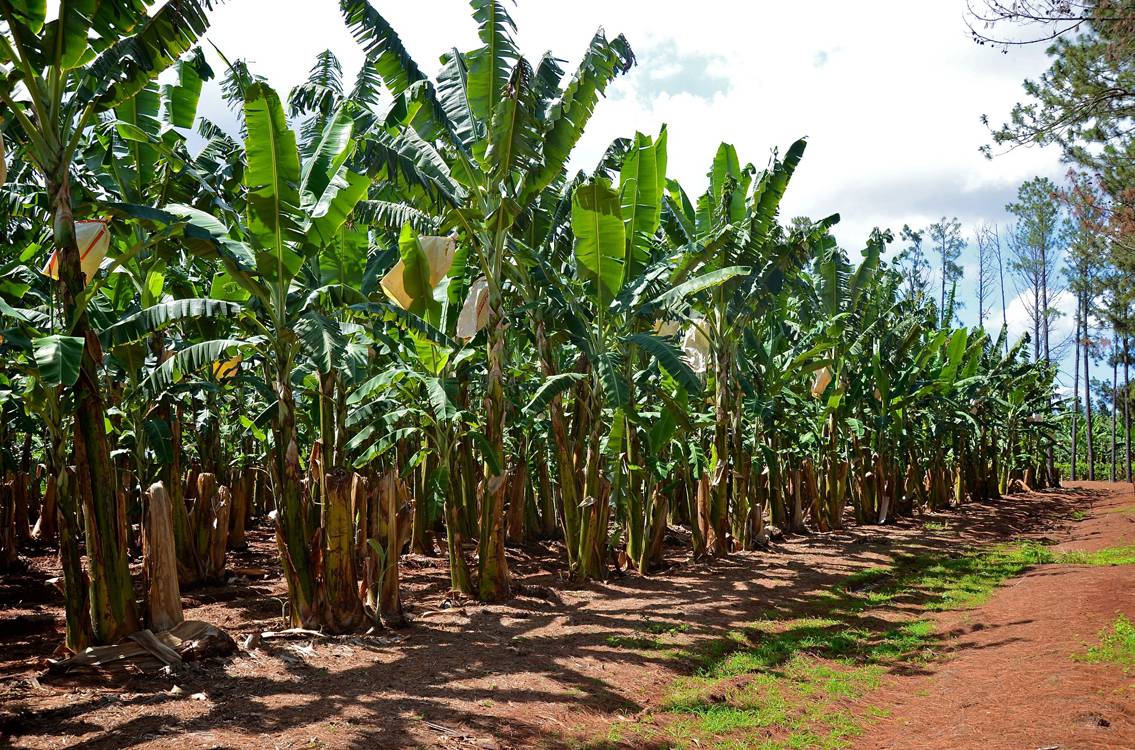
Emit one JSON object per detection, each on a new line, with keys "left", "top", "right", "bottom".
{"left": 0, "top": 483, "right": 1130, "bottom": 749}
{"left": 854, "top": 481, "right": 1135, "bottom": 750}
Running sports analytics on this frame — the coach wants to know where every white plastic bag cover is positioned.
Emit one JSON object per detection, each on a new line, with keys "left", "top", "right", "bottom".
{"left": 41, "top": 220, "right": 110, "bottom": 284}
{"left": 680, "top": 319, "right": 710, "bottom": 374}
{"left": 421, "top": 235, "right": 457, "bottom": 286}
{"left": 456, "top": 277, "right": 490, "bottom": 340}
{"left": 380, "top": 235, "right": 458, "bottom": 310}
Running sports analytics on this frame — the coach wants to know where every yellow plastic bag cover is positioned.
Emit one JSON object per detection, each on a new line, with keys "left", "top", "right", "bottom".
{"left": 456, "top": 277, "right": 490, "bottom": 340}
{"left": 380, "top": 262, "right": 414, "bottom": 310}
{"left": 653, "top": 319, "right": 681, "bottom": 338}
{"left": 680, "top": 318, "right": 710, "bottom": 374}
{"left": 212, "top": 355, "right": 242, "bottom": 381}
{"left": 380, "top": 235, "right": 458, "bottom": 310}
{"left": 811, "top": 366, "right": 833, "bottom": 399}
{"left": 41, "top": 220, "right": 110, "bottom": 284}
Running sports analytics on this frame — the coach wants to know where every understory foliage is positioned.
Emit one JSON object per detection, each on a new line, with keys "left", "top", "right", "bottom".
{"left": 0, "top": 0, "right": 1059, "bottom": 645}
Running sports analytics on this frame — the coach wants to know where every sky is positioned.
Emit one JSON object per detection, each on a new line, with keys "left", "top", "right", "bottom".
{"left": 188, "top": 0, "right": 1096, "bottom": 388}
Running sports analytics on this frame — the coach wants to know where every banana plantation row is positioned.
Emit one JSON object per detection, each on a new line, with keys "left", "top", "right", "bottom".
{"left": 0, "top": 0, "right": 1058, "bottom": 651}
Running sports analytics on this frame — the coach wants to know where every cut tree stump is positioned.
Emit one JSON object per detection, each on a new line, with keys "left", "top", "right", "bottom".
{"left": 207, "top": 485, "right": 231, "bottom": 580}
{"left": 144, "top": 482, "right": 183, "bottom": 632}
{"left": 192, "top": 473, "right": 230, "bottom": 583}
{"left": 0, "top": 476, "right": 19, "bottom": 570}
{"left": 31, "top": 472, "right": 57, "bottom": 542}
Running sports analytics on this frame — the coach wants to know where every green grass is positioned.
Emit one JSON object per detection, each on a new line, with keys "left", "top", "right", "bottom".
{"left": 1056, "top": 545, "right": 1135, "bottom": 566}
{"left": 605, "top": 634, "right": 674, "bottom": 651}
{"left": 643, "top": 620, "right": 692, "bottom": 635}
{"left": 578, "top": 542, "right": 1135, "bottom": 749}
{"left": 605, "top": 619, "right": 693, "bottom": 653}
{"left": 1076, "top": 615, "right": 1135, "bottom": 672}
{"left": 922, "top": 521, "right": 949, "bottom": 531}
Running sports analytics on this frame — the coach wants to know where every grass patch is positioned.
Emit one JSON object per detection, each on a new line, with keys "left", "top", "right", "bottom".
{"left": 922, "top": 521, "right": 949, "bottom": 531}
{"left": 1057, "top": 545, "right": 1135, "bottom": 566}
{"left": 1076, "top": 615, "right": 1135, "bottom": 672}
{"left": 643, "top": 620, "right": 692, "bottom": 635}
{"left": 606, "top": 620, "right": 691, "bottom": 654}
{"left": 605, "top": 634, "right": 673, "bottom": 651}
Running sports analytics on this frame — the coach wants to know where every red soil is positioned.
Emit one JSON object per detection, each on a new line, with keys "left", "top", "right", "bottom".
{"left": 854, "top": 481, "right": 1135, "bottom": 750}
{"left": 0, "top": 481, "right": 1130, "bottom": 749}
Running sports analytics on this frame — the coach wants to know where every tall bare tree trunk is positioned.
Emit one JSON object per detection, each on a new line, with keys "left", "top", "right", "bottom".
{"left": 1112, "top": 337, "right": 1119, "bottom": 482}
{"left": 1125, "top": 336, "right": 1131, "bottom": 482}
{"left": 1085, "top": 294, "right": 1096, "bottom": 480}
{"left": 1072, "top": 300, "right": 1081, "bottom": 481}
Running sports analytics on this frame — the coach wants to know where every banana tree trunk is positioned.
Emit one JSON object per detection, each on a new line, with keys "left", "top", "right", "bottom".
{"left": 51, "top": 175, "right": 139, "bottom": 644}
{"left": 192, "top": 473, "right": 229, "bottom": 582}
{"left": 730, "top": 396, "right": 750, "bottom": 550}
{"left": 0, "top": 478, "right": 17, "bottom": 570}
{"left": 45, "top": 390, "right": 91, "bottom": 650}
{"left": 505, "top": 444, "right": 529, "bottom": 544}
{"left": 624, "top": 411, "right": 645, "bottom": 567}
{"left": 537, "top": 452, "right": 558, "bottom": 538}
{"left": 411, "top": 455, "right": 434, "bottom": 555}
{"left": 477, "top": 301, "right": 511, "bottom": 601}
{"left": 10, "top": 472, "right": 30, "bottom": 546}
{"left": 163, "top": 402, "right": 201, "bottom": 586}
{"left": 367, "top": 471, "right": 407, "bottom": 627}
{"left": 708, "top": 344, "right": 731, "bottom": 556}
{"left": 229, "top": 470, "right": 251, "bottom": 550}
{"left": 271, "top": 371, "right": 320, "bottom": 628}
{"left": 31, "top": 471, "right": 58, "bottom": 543}
{"left": 322, "top": 469, "right": 365, "bottom": 633}
{"left": 439, "top": 463, "right": 474, "bottom": 595}
{"left": 537, "top": 320, "right": 581, "bottom": 564}
{"left": 640, "top": 483, "right": 669, "bottom": 574}
{"left": 577, "top": 393, "right": 608, "bottom": 580}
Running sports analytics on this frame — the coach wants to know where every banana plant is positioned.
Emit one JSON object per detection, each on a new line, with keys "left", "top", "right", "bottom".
{"left": 663, "top": 139, "right": 839, "bottom": 555}
{"left": 517, "top": 132, "right": 735, "bottom": 577}
{"left": 0, "top": 0, "right": 216, "bottom": 645}
{"left": 117, "top": 80, "right": 373, "bottom": 630}
{"left": 338, "top": 0, "right": 633, "bottom": 600}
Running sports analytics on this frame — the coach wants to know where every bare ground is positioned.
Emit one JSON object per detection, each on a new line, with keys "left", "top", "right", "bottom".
{"left": 0, "top": 481, "right": 1131, "bottom": 750}
{"left": 853, "top": 482, "right": 1135, "bottom": 750}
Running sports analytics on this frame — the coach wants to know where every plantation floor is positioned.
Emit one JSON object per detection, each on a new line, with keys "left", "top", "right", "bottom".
{"left": 0, "top": 482, "right": 1132, "bottom": 750}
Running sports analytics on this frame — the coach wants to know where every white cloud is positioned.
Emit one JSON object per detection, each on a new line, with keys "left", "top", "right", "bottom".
{"left": 187, "top": 0, "right": 1094, "bottom": 380}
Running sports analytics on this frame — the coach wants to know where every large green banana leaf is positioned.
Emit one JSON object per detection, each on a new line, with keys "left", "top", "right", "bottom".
{"left": 572, "top": 178, "right": 626, "bottom": 305}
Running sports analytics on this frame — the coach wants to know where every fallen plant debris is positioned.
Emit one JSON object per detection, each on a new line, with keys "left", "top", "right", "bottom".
{"left": 44, "top": 621, "right": 237, "bottom": 678}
